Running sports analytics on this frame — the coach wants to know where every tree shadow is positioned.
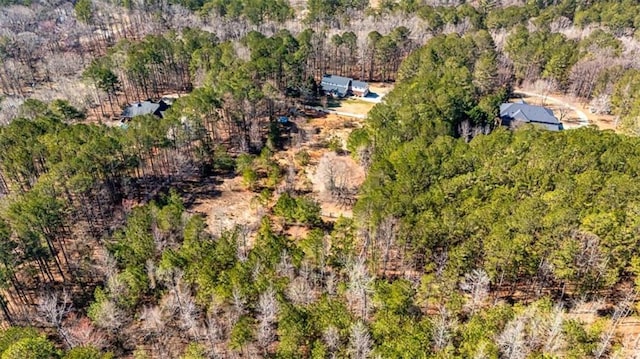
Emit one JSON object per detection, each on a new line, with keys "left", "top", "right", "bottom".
{"left": 171, "top": 173, "right": 232, "bottom": 209}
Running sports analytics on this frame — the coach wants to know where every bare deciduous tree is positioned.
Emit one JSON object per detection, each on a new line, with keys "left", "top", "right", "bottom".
{"left": 324, "top": 325, "right": 340, "bottom": 358}
{"left": 205, "top": 303, "right": 226, "bottom": 358}
{"left": 542, "top": 305, "right": 565, "bottom": 355}
{"left": 376, "top": 216, "right": 397, "bottom": 276}
{"left": 277, "top": 250, "right": 295, "bottom": 280}
{"left": 589, "top": 94, "right": 612, "bottom": 115}
{"left": 64, "top": 314, "right": 107, "bottom": 349}
{"left": 256, "top": 287, "right": 278, "bottom": 354}
{"left": 91, "top": 299, "right": 127, "bottom": 334}
{"left": 140, "top": 305, "right": 166, "bottom": 337}
{"left": 287, "top": 275, "right": 315, "bottom": 305}
{"left": 532, "top": 79, "right": 558, "bottom": 106}
{"left": 316, "top": 153, "right": 360, "bottom": 208}
{"left": 139, "top": 305, "right": 170, "bottom": 358}
{"left": 179, "top": 296, "right": 201, "bottom": 339}
{"left": 346, "top": 259, "right": 374, "bottom": 319}
{"left": 460, "top": 269, "right": 490, "bottom": 314}
{"left": 326, "top": 271, "right": 337, "bottom": 296}
{"left": 37, "top": 290, "right": 73, "bottom": 347}
{"left": 146, "top": 259, "right": 157, "bottom": 290}
{"left": 432, "top": 307, "right": 456, "bottom": 351}
{"left": 349, "top": 321, "right": 372, "bottom": 359}
{"left": 356, "top": 145, "right": 373, "bottom": 170}
{"left": 459, "top": 119, "right": 472, "bottom": 142}
{"left": 497, "top": 316, "right": 528, "bottom": 359}
{"left": 594, "top": 290, "right": 636, "bottom": 358}
{"left": 232, "top": 285, "right": 246, "bottom": 322}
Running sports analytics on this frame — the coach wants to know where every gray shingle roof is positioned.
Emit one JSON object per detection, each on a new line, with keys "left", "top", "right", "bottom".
{"left": 322, "top": 75, "right": 351, "bottom": 88}
{"left": 352, "top": 80, "right": 368, "bottom": 90}
{"left": 500, "top": 103, "right": 562, "bottom": 131}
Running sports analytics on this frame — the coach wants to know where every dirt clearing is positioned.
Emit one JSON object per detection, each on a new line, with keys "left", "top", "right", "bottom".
{"left": 184, "top": 83, "right": 386, "bottom": 235}
{"left": 189, "top": 176, "right": 260, "bottom": 236}
{"left": 334, "top": 99, "right": 376, "bottom": 115}
{"left": 288, "top": 113, "right": 366, "bottom": 219}
{"left": 514, "top": 88, "right": 617, "bottom": 131}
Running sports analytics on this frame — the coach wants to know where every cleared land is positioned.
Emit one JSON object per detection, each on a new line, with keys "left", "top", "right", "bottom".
{"left": 188, "top": 109, "right": 368, "bottom": 237}
{"left": 514, "top": 88, "right": 617, "bottom": 131}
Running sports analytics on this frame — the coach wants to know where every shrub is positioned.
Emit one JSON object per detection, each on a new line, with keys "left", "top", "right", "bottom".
{"left": 274, "top": 193, "right": 322, "bottom": 226}
{"left": 295, "top": 150, "right": 311, "bottom": 166}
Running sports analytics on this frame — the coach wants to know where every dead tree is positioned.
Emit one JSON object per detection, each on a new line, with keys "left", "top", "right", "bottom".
{"left": 460, "top": 269, "right": 490, "bottom": 314}
{"left": 346, "top": 259, "right": 374, "bottom": 319}
{"left": 37, "top": 290, "right": 73, "bottom": 347}
{"left": 323, "top": 325, "right": 340, "bottom": 359}
{"left": 348, "top": 321, "right": 372, "bottom": 359}
{"left": 256, "top": 287, "right": 278, "bottom": 355}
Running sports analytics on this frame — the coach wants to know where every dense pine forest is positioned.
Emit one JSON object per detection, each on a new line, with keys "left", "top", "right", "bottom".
{"left": 3, "top": 0, "right": 640, "bottom": 357}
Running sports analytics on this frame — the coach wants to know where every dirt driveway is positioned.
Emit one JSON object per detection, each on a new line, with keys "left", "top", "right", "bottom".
{"left": 514, "top": 88, "right": 617, "bottom": 131}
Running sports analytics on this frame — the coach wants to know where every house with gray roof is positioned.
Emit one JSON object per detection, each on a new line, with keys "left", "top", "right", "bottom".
{"left": 121, "top": 100, "right": 170, "bottom": 121}
{"left": 499, "top": 102, "right": 563, "bottom": 131}
{"left": 321, "top": 75, "right": 370, "bottom": 98}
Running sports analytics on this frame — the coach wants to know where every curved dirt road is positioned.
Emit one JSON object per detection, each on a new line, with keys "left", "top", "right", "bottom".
{"left": 514, "top": 90, "right": 590, "bottom": 129}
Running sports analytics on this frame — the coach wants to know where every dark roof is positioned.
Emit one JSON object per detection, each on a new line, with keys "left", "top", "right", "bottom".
{"left": 500, "top": 103, "right": 562, "bottom": 131}
{"left": 121, "top": 100, "right": 169, "bottom": 119}
{"left": 352, "top": 80, "right": 368, "bottom": 89}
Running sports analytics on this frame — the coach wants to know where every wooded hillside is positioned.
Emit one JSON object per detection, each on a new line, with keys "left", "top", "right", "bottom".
{"left": 2, "top": 0, "right": 640, "bottom": 357}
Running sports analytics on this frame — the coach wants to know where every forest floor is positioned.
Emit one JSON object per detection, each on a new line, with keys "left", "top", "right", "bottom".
{"left": 513, "top": 88, "right": 618, "bottom": 131}
{"left": 303, "top": 116, "right": 367, "bottom": 219}
{"left": 189, "top": 175, "right": 260, "bottom": 236}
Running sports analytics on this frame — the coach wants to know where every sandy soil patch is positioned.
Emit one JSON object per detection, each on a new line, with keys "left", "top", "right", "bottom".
{"left": 189, "top": 176, "right": 261, "bottom": 236}
{"left": 274, "top": 112, "right": 366, "bottom": 220}
{"left": 189, "top": 93, "right": 373, "bottom": 234}
{"left": 334, "top": 99, "right": 376, "bottom": 115}
{"left": 368, "top": 82, "right": 394, "bottom": 97}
